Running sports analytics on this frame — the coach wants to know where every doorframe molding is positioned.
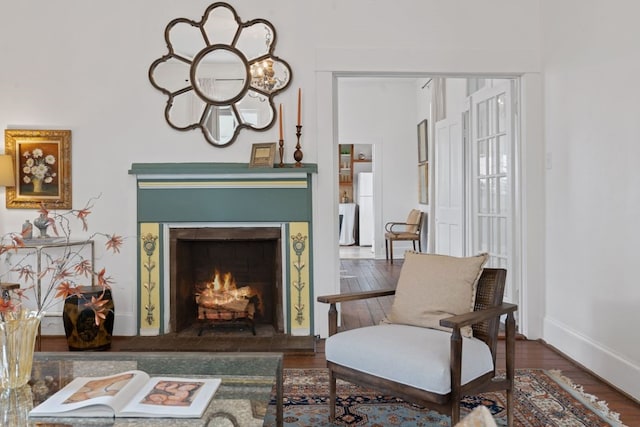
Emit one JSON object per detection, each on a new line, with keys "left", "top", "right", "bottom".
{"left": 316, "top": 70, "right": 544, "bottom": 340}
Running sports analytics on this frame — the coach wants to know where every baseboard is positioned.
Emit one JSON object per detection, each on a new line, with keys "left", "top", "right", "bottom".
{"left": 544, "top": 316, "right": 640, "bottom": 402}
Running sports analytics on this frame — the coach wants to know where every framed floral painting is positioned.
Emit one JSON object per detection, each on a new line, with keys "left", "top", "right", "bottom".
{"left": 4, "top": 129, "right": 72, "bottom": 209}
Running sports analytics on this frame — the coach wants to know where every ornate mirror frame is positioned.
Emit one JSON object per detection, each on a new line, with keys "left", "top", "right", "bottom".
{"left": 149, "top": 2, "right": 292, "bottom": 147}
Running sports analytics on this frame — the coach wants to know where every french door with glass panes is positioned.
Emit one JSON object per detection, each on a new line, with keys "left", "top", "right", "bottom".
{"left": 469, "top": 81, "right": 517, "bottom": 304}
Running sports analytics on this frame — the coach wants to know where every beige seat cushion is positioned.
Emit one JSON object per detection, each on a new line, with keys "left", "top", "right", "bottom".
{"left": 325, "top": 323, "right": 494, "bottom": 395}
{"left": 386, "top": 251, "right": 488, "bottom": 337}
{"left": 384, "top": 231, "right": 419, "bottom": 240}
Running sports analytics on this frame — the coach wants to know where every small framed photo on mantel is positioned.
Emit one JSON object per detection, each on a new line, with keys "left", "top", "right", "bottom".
{"left": 249, "top": 143, "right": 276, "bottom": 168}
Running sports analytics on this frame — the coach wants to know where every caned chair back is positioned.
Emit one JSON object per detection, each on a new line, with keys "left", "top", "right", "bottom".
{"left": 471, "top": 268, "right": 507, "bottom": 368}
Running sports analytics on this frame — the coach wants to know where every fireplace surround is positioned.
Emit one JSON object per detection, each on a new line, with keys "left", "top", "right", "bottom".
{"left": 129, "top": 162, "right": 317, "bottom": 337}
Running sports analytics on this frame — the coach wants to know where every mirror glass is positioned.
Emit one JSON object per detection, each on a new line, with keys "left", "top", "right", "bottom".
{"left": 193, "top": 48, "right": 247, "bottom": 103}
{"left": 149, "top": 3, "right": 292, "bottom": 147}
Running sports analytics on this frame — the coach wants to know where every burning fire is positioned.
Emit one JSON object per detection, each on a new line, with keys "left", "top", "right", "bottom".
{"left": 195, "top": 270, "right": 257, "bottom": 309}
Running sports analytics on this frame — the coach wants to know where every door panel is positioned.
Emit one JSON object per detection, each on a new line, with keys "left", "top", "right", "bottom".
{"left": 470, "top": 81, "right": 515, "bottom": 302}
{"left": 434, "top": 117, "right": 464, "bottom": 256}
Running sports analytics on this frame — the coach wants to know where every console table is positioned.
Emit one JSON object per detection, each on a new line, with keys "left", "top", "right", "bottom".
{"left": 10, "top": 238, "right": 95, "bottom": 307}
{"left": 3, "top": 352, "right": 283, "bottom": 426}
{"left": 5, "top": 239, "right": 95, "bottom": 349}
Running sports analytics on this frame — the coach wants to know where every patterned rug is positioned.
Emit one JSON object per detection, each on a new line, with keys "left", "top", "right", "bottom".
{"left": 263, "top": 368, "right": 627, "bottom": 426}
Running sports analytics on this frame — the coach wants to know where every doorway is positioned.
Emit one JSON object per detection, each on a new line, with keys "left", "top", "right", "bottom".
{"left": 334, "top": 75, "right": 520, "bottom": 305}
{"left": 339, "top": 142, "right": 376, "bottom": 260}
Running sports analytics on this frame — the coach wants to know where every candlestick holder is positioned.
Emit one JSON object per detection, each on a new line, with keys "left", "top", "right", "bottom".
{"left": 293, "top": 125, "right": 303, "bottom": 167}
{"left": 278, "top": 139, "right": 285, "bottom": 167}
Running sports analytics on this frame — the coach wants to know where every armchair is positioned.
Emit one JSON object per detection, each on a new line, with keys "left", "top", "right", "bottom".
{"left": 385, "top": 208, "right": 423, "bottom": 263}
{"left": 318, "top": 253, "right": 517, "bottom": 426}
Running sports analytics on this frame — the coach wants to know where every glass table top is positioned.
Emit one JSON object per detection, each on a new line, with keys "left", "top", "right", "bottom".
{"left": 2, "top": 351, "right": 283, "bottom": 426}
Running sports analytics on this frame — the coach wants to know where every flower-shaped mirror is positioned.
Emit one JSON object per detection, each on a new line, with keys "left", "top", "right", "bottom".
{"left": 149, "top": 2, "right": 292, "bottom": 147}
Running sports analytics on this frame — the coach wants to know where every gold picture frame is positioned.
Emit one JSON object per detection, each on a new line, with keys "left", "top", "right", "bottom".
{"left": 418, "top": 162, "right": 428, "bottom": 205}
{"left": 417, "top": 119, "right": 428, "bottom": 163}
{"left": 249, "top": 143, "right": 276, "bottom": 168}
{"left": 5, "top": 129, "right": 72, "bottom": 209}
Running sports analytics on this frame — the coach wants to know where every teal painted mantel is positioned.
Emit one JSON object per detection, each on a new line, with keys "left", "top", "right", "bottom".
{"left": 128, "top": 162, "right": 318, "bottom": 337}
{"left": 128, "top": 163, "right": 318, "bottom": 223}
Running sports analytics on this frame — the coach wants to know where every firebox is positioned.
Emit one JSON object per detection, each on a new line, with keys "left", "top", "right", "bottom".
{"left": 170, "top": 227, "right": 283, "bottom": 334}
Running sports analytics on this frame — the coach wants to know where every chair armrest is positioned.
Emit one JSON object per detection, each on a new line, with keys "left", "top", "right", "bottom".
{"left": 439, "top": 303, "right": 517, "bottom": 329}
{"left": 385, "top": 221, "right": 408, "bottom": 233}
{"left": 317, "top": 289, "right": 396, "bottom": 336}
{"left": 317, "top": 289, "right": 396, "bottom": 305}
{"left": 445, "top": 303, "right": 518, "bottom": 410}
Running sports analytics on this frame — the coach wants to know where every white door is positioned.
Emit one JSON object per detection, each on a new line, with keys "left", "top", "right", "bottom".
{"left": 469, "top": 81, "right": 516, "bottom": 303}
{"left": 434, "top": 116, "right": 464, "bottom": 256}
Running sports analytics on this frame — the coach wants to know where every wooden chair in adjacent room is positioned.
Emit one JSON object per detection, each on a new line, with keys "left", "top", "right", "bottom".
{"left": 384, "top": 208, "right": 423, "bottom": 263}
{"left": 317, "top": 252, "right": 518, "bottom": 426}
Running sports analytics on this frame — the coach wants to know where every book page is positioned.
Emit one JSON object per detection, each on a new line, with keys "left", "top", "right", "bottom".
{"left": 30, "top": 370, "right": 150, "bottom": 418}
{"left": 120, "top": 376, "right": 222, "bottom": 418}
{"left": 64, "top": 372, "right": 137, "bottom": 403}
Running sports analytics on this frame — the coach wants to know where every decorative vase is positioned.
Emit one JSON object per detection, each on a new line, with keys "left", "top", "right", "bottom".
{"left": 0, "top": 386, "right": 33, "bottom": 425}
{"left": 63, "top": 286, "right": 114, "bottom": 351}
{"left": 31, "top": 177, "right": 43, "bottom": 193}
{"left": 0, "top": 309, "right": 43, "bottom": 389}
{"left": 33, "top": 213, "right": 49, "bottom": 238}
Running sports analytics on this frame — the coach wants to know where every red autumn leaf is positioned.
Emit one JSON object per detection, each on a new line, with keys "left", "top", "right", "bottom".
{"left": 105, "top": 234, "right": 123, "bottom": 254}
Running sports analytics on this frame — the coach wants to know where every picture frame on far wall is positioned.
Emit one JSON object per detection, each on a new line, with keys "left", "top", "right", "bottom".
{"left": 418, "top": 162, "right": 428, "bottom": 205}
{"left": 249, "top": 142, "right": 276, "bottom": 168}
{"left": 417, "top": 119, "right": 428, "bottom": 163}
{"left": 4, "top": 129, "right": 72, "bottom": 209}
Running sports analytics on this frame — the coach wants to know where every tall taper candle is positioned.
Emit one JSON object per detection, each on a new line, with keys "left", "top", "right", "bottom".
{"left": 297, "top": 88, "right": 301, "bottom": 126}
{"left": 279, "top": 104, "right": 283, "bottom": 140}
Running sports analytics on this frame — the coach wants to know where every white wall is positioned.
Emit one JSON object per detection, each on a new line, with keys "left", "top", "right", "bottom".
{"left": 541, "top": 0, "right": 640, "bottom": 399}
{"left": 0, "top": 1, "right": 543, "bottom": 341}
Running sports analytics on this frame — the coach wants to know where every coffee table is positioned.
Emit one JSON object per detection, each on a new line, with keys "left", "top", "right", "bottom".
{"left": 6, "top": 351, "right": 283, "bottom": 426}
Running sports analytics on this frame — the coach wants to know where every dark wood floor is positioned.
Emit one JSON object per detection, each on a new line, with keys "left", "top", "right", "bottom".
{"left": 39, "top": 258, "right": 640, "bottom": 425}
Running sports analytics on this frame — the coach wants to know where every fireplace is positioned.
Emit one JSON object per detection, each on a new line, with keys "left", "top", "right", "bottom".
{"left": 170, "top": 227, "right": 283, "bottom": 334}
{"left": 129, "top": 162, "right": 317, "bottom": 337}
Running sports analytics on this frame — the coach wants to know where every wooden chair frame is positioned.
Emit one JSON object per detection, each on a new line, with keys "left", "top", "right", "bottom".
{"left": 318, "top": 268, "right": 517, "bottom": 426}
{"left": 384, "top": 210, "right": 423, "bottom": 263}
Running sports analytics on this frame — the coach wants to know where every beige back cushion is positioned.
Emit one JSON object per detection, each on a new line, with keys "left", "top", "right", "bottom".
{"left": 387, "top": 252, "right": 488, "bottom": 337}
{"left": 405, "top": 209, "right": 422, "bottom": 234}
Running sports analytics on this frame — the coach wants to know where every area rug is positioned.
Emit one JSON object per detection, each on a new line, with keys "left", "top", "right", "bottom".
{"left": 263, "top": 368, "right": 627, "bottom": 426}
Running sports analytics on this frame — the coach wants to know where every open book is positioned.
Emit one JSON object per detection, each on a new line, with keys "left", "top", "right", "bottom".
{"left": 29, "top": 370, "right": 221, "bottom": 419}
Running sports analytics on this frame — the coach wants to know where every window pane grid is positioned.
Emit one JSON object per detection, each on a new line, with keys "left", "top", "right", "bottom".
{"left": 498, "top": 135, "right": 508, "bottom": 174}
{"left": 497, "top": 94, "right": 506, "bottom": 133}
{"left": 478, "top": 139, "right": 488, "bottom": 176}
{"left": 499, "top": 177, "right": 508, "bottom": 214}
{"left": 489, "top": 177, "right": 497, "bottom": 214}
{"left": 478, "top": 178, "right": 488, "bottom": 213}
{"left": 478, "top": 101, "right": 487, "bottom": 138}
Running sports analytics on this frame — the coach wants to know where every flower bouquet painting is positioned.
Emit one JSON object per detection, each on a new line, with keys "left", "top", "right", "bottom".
{"left": 0, "top": 196, "right": 123, "bottom": 386}
{"left": 4, "top": 129, "right": 72, "bottom": 209}
{"left": 20, "top": 145, "right": 57, "bottom": 194}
